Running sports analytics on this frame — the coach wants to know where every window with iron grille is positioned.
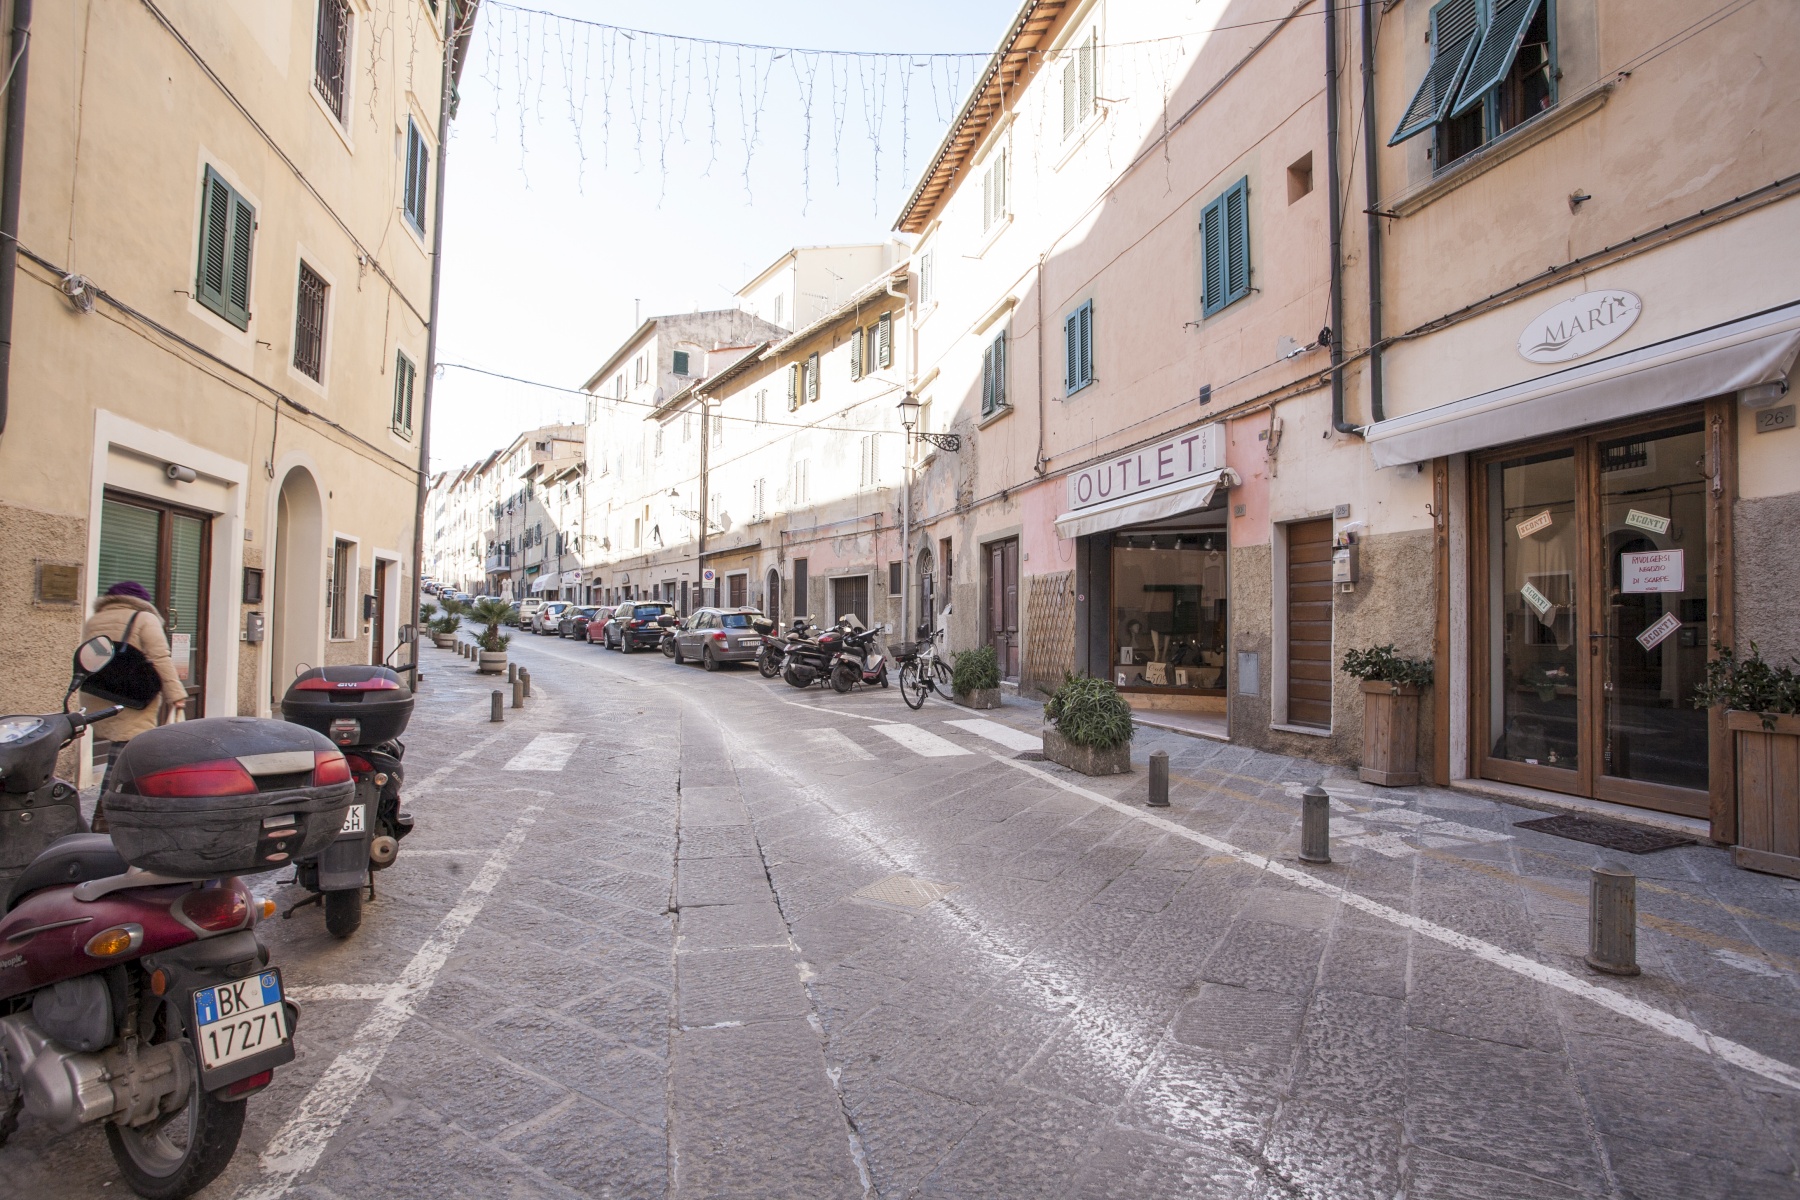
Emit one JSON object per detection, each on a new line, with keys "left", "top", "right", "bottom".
{"left": 196, "top": 167, "right": 255, "bottom": 330}
{"left": 293, "top": 263, "right": 328, "bottom": 382}
{"left": 404, "top": 118, "right": 430, "bottom": 233}
{"left": 392, "top": 350, "right": 416, "bottom": 435}
{"left": 314, "top": 0, "right": 351, "bottom": 123}
{"left": 328, "top": 539, "right": 353, "bottom": 638}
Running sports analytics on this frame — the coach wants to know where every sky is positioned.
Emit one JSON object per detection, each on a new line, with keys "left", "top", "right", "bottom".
{"left": 429, "top": 0, "right": 1020, "bottom": 472}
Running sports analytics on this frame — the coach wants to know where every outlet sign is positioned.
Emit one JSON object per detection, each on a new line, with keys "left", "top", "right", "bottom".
{"left": 1518, "top": 290, "right": 1642, "bottom": 364}
{"left": 1067, "top": 422, "right": 1226, "bottom": 510}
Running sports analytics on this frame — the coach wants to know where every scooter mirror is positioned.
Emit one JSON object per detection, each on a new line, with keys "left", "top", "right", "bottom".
{"left": 398, "top": 623, "right": 417, "bottom": 644}
{"left": 74, "top": 635, "right": 117, "bottom": 676}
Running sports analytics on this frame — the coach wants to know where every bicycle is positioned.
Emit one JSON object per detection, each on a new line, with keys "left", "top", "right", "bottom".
{"left": 898, "top": 625, "right": 953, "bottom": 710}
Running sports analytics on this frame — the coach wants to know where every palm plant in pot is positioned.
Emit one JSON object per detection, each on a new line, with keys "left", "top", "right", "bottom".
{"left": 471, "top": 598, "right": 513, "bottom": 674}
{"left": 428, "top": 609, "right": 462, "bottom": 649}
{"left": 1340, "top": 645, "right": 1433, "bottom": 786}
{"left": 952, "top": 644, "right": 1003, "bottom": 709}
{"left": 1692, "top": 644, "right": 1800, "bottom": 877}
{"left": 1042, "top": 673, "right": 1134, "bottom": 775}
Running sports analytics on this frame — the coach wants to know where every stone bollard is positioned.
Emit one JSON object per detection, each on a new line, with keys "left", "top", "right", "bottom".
{"left": 1585, "top": 866, "right": 1640, "bottom": 976}
{"left": 490, "top": 690, "right": 504, "bottom": 723}
{"left": 508, "top": 662, "right": 518, "bottom": 683}
{"left": 1300, "top": 785, "right": 1331, "bottom": 864}
{"left": 512, "top": 675, "right": 524, "bottom": 709}
{"left": 1147, "top": 750, "right": 1170, "bottom": 807}
{"left": 521, "top": 668, "right": 532, "bottom": 699}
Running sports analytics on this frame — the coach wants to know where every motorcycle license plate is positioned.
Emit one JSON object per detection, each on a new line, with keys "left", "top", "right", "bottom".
{"left": 193, "top": 970, "right": 289, "bottom": 1073}
{"left": 340, "top": 804, "right": 366, "bottom": 834}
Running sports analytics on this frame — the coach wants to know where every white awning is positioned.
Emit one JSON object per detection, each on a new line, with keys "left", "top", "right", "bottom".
{"left": 1365, "top": 301, "right": 1800, "bottom": 468}
{"left": 1054, "top": 469, "right": 1228, "bottom": 540}
{"left": 529, "top": 575, "right": 553, "bottom": 593}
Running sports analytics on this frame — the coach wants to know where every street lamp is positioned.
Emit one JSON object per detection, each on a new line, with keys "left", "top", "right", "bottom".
{"left": 896, "top": 392, "right": 960, "bottom": 646}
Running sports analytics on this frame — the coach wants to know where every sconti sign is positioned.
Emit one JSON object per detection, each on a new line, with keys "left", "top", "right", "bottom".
{"left": 1067, "top": 423, "right": 1226, "bottom": 511}
{"left": 1518, "top": 289, "right": 1642, "bottom": 364}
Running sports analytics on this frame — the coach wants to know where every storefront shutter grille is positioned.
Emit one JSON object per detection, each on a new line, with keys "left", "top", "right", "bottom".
{"left": 1452, "top": 0, "right": 1543, "bottom": 117}
{"left": 1389, "top": 0, "right": 1482, "bottom": 145}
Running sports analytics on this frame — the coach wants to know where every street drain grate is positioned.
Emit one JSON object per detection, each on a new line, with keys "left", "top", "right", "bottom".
{"left": 1513, "top": 813, "right": 1694, "bottom": 855}
{"left": 853, "top": 874, "right": 960, "bottom": 909}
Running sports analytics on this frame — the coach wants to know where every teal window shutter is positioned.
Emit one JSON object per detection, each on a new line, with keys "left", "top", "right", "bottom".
{"left": 1066, "top": 303, "right": 1093, "bottom": 394}
{"left": 1200, "top": 195, "right": 1225, "bottom": 316}
{"left": 981, "top": 340, "right": 995, "bottom": 415}
{"left": 1224, "top": 178, "right": 1251, "bottom": 305}
{"left": 990, "top": 330, "right": 1006, "bottom": 411}
{"left": 1078, "top": 302, "right": 1092, "bottom": 388}
{"left": 1452, "top": 0, "right": 1544, "bottom": 117}
{"left": 1064, "top": 310, "right": 1079, "bottom": 389}
{"left": 197, "top": 167, "right": 254, "bottom": 330}
{"left": 1389, "top": 0, "right": 1483, "bottom": 146}
{"left": 673, "top": 350, "right": 690, "bottom": 375}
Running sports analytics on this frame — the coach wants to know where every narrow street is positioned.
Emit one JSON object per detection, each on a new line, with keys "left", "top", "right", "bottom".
{"left": 17, "top": 633, "right": 1800, "bottom": 1199}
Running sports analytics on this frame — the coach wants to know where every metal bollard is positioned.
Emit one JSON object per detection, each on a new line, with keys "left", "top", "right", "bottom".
{"left": 508, "top": 662, "right": 518, "bottom": 683}
{"left": 1585, "top": 866, "right": 1640, "bottom": 976}
{"left": 490, "top": 690, "right": 504, "bottom": 722}
{"left": 1299, "top": 785, "right": 1331, "bottom": 864}
{"left": 512, "top": 675, "right": 524, "bottom": 709}
{"left": 520, "top": 668, "right": 532, "bottom": 699}
{"left": 1147, "top": 750, "right": 1170, "bottom": 807}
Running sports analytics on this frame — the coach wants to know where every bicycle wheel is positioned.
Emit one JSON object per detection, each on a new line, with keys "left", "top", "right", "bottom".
{"left": 931, "top": 659, "right": 954, "bottom": 693}
{"left": 900, "top": 661, "right": 929, "bottom": 710}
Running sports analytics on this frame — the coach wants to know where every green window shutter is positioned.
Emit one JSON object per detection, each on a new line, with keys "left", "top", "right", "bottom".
{"left": 1200, "top": 195, "right": 1225, "bottom": 315}
{"left": 226, "top": 193, "right": 255, "bottom": 327}
{"left": 1389, "top": 0, "right": 1483, "bottom": 146}
{"left": 991, "top": 330, "right": 1006, "bottom": 410}
{"left": 877, "top": 312, "right": 892, "bottom": 368}
{"left": 1064, "top": 310, "right": 1079, "bottom": 389}
{"left": 393, "top": 351, "right": 416, "bottom": 433}
{"left": 1452, "top": 0, "right": 1544, "bottom": 116}
{"left": 673, "top": 350, "right": 690, "bottom": 375}
{"left": 980, "top": 342, "right": 995, "bottom": 415}
{"left": 404, "top": 120, "right": 430, "bottom": 233}
{"left": 787, "top": 363, "right": 800, "bottom": 410}
{"left": 806, "top": 352, "right": 820, "bottom": 402}
{"left": 1224, "top": 178, "right": 1251, "bottom": 306}
{"left": 1078, "top": 302, "right": 1092, "bottom": 388}
{"left": 96, "top": 498, "right": 162, "bottom": 601}
{"left": 197, "top": 169, "right": 231, "bottom": 315}
{"left": 849, "top": 325, "right": 863, "bottom": 380}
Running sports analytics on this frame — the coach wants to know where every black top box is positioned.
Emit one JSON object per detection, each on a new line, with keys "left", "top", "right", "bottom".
{"left": 281, "top": 665, "right": 415, "bottom": 748}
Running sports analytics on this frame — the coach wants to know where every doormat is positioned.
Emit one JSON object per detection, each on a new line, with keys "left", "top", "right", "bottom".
{"left": 1513, "top": 813, "right": 1694, "bottom": 854}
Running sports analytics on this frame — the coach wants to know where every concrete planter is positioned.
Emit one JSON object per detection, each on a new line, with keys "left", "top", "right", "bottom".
{"left": 433, "top": 633, "right": 456, "bottom": 650}
{"left": 1359, "top": 680, "right": 1422, "bottom": 787}
{"left": 955, "top": 688, "right": 1003, "bottom": 710}
{"left": 1729, "top": 710, "right": 1800, "bottom": 879}
{"left": 477, "top": 650, "right": 508, "bottom": 675}
{"left": 1042, "top": 727, "right": 1132, "bottom": 776}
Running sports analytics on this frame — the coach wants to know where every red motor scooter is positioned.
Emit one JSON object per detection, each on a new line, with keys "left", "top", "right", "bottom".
{"left": 0, "top": 636, "right": 349, "bottom": 1198}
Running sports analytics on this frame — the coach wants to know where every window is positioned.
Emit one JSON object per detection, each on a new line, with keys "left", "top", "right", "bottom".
{"left": 682, "top": 413, "right": 693, "bottom": 443}
{"left": 859, "top": 435, "right": 880, "bottom": 487}
{"left": 314, "top": 0, "right": 350, "bottom": 122}
{"left": 712, "top": 416, "right": 723, "bottom": 448}
{"left": 1061, "top": 30, "right": 1097, "bottom": 140}
{"left": 888, "top": 561, "right": 903, "bottom": 596}
{"left": 673, "top": 350, "right": 691, "bottom": 376}
{"left": 615, "top": 372, "right": 626, "bottom": 398}
{"left": 1389, "top": 0, "right": 1554, "bottom": 170}
{"left": 752, "top": 478, "right": 767, "bottom": 521}
{"left": 404, "top": 118, "right": 430, "bottom": 233}
{"left": 982, "top": 147, "right": 1008, "bottom": 232}
{"left": 919, "top": 251, "right": 934, "bottom": 305}
{"left": 981, "top": 329, "right": 1008, "bottom": 416}
{"left": 196, "top": 167, "right": 255, "bottom": 329}
{"left": 654, "top": 427, "right": 663, "bottom": 457}
{"left": 756, "top": 388, "right": 768, "bottom": 424}
{"left": 635, "top": 355, "right": 647, "bottom": 384}
{"left": 786, "top": 363, "right": 801, "bottom": 411}
{"left": 805, "top": 352, "right": 820, "bottom": 403}
{"left": 876, "top": 312, "right": 893, "bottom": 369}
{"left": 293, "top": 263, "right": 328, "bottom": 381}
{"left": 1064, "top": 301, "right": 1094, "bottom": 394}
{"left": 392, "top": 350, "right": 416, "bottom": 435}
{"left": 708, "top": 492, "right": 722, "bottom": 527}
{"left": 329, "top": 538, "right": 353, "bottom": 638}
{"left": 850, "top": 324, "right": 864, "bottom": 380}
{"left": 792, "top": 459, "right": 810, "bottom": 505}
{"left": 772, "top": 293, "right": 785, "bottom": 327}
{"left": 1201, "top": 178, "right": 1251, "bottom": 316}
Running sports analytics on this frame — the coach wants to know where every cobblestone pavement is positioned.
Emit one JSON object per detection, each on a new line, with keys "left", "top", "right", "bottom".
{"left": 10, "top": 631, "right": 1800, "bottom": 1198}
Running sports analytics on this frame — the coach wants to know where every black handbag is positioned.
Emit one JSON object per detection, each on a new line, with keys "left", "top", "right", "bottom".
{"left": 82, "top": 613, "right": 165, "bottom": 710}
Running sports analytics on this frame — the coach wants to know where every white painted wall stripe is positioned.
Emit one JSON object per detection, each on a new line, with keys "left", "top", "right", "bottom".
{"left": 993, "top": 753, "right": 1800, "bottom": 1094}
{"left": 236, "top": 804, "right": 544, "bottom": 1200}
{"left": 806, "top": 728, "right": 877, "bottom": 761}
{"left": 872, "top": 723, "right": 973, "bottom": 758}
{"left": 944, "top": 718, "right": 1040, "bottom": 753}
{"left": 503, "top": 732, "right": 581, "bottom": 771}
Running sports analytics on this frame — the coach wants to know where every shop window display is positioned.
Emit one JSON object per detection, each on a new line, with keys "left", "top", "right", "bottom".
{"left": 1111, "top": 531, "right": 1227, "bottom": 692}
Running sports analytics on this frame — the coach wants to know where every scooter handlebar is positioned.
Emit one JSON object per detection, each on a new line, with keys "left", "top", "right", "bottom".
{"left": 69, "top": 706, "right": 124, "bottom": 730}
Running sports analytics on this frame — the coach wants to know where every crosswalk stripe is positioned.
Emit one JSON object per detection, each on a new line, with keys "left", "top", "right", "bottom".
{"left": 807, "top": 728, "right": 876, "bottom": 760}
{"left": 943, "top": 718, "right": 1040, "bottom": 753}
{"left": 872, "top": 723, "right": 972, "bottom": 758}
{"left": 503, "top": 733, "right": 581, "bottom": 771}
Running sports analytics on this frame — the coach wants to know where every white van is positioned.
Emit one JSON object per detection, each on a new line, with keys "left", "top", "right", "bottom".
{"left": 517, "top": 597, "right": 546, "bottom": 623}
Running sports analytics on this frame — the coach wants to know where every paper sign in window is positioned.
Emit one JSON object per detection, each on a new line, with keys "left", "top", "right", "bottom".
{"left": 1516, "top": 510, "right": 1554, "bottom": 539}
{"left": 1636, "top": 612, "right": 1682, "bottom": 651}
{"left": 1622, "top": 549, "right": 1684, "bottom": 594}
{"left": 1520, "top": 582, "right": 1553, "bottom": 616}
{"left": 1624, "top": 509, "right": 1671, "bottom": 536}
{"left": 171, "top": 633, "right": 192, "bottom": 681}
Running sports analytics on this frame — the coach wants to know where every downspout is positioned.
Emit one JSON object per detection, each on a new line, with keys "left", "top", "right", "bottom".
{"left": 408, "top": 0, "right": 455, "bottom": 686}
{"left": 697, "top": 399, "right": 709, "bottom": 605}
{"left": 1034, "top": 253, "right": 1047, "bottom": 476}
{"left": 1361, "top": 0, "right": 1385, "bottom": 425}
{"left": 1324, "top": 0, "right": 1358, "bottom": 436}
{"left": 0, "top": 0, "right": 32, "bottom": 439}
{"left": 888, "top": 269, "right": 912, "bottom": 641}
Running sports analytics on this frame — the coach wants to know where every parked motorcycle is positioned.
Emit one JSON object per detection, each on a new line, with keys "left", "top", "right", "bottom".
{"left": 758, "top": 616, "right": 810, "bottom": 679}
{"left": 830, "top": 620, "right": 891, "bottom": 693}
{"left": 279, "top": 659, "right": 417, "bottom": 939}
{"left": 660, "top": 615, "right": 682, "bottom": 659}
{"left": 0, "top": 637, "right": 334, "bottom": 1197}
{"left": 781, "top": 617, "right": 850, "bottom": 689}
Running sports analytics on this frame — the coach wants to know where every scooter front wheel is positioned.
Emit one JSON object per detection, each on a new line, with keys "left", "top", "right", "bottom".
{"left": 758, "top": 647, "right": 781, "bottom": 678}
{"left": 106, "top": 1035, "right": 246, "bottom": 1200}
{"left": 324, "top": 888, "right": 364, "bottom": 938}
{"left": 830, "top": 662, "right": 859, "bottom": 693}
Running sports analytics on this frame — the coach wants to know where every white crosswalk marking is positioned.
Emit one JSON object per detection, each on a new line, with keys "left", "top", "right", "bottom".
{"left": 806, "top": 728, "right": 876, "bottom": 760}
{"left": 943, "top": 718, "right": 1040, "bottom": 753}
{"left": 503, "top": 733, "right": 581, "bottom": 771}
{"left": 872, "top": 723, "right": 972, "bottom": 758}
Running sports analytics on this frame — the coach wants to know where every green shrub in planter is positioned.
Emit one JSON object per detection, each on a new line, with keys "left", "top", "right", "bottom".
{"left": 1339, "top": 645, "right": 1434, "bottom": 688}
{"left": 1692, "top": 643, "right": 1800, "bottom": 730}
{"left": 471, "top": 599, "right": 514, "bottom": 653}
{"left": 952, "top": 644, "right": 1001, "bottom": 695}
{"left": 1045, "top": 673, "right": 1135, "bottom": 749}
{"left": 429, "top": 612, "right": 461, "bottom": 636}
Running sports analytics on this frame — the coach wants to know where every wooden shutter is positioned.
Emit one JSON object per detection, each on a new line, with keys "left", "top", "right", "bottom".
{"left": 991, "top": 330, "right": 1006, "bottom": 409}
{"left": 1201, "top": 195, "right": 1226, "bottom": 315}
{"left": 806, "top": 352, "right": 820, "bottom": 401}
{"left": 877, "top": 312, "right": 892, "bottom": 368}
{"left": 981, "top": 342, "right": 995, "bottom": 415}
{"left": 849, "top": 324, "right": 863, "bottom": 379}
{"left": 920, "top": 252, "right": 933, "bottom": 304}
{"left": 1224, "top": 178, "right": 1251, "bottom": 305}
{"left": 1064, "top": 310, "right": 1080, "bottom": 389}
{"left": 787, "top": 363, "right": 800, "bottom": 410}
{"left": 1077, "top": 302, "right": 1093, "bottom": 388}
{"left": 1452, "top": 0, "right": 1543, "bottom": 117}
{"left": 1061, "top": 61, "right": 1077, "bottom": 138}
{"left": 1389, "top": 0, "right": 1482, "bottom": 145}
{"left": 197, "top": 168, "right": 254, "bottom": 330}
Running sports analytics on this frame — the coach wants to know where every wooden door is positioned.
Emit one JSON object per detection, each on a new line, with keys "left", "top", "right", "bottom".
{"left": 371, "top": 560, "right": 388, "bottom": 665}
{"left": 987, "top": 538, "right": 1020, "bottom": 680}
{"left": 1285, "top": 519, "right": 1334, "bottom": 728}
{"left": 729, "top": 573, "right": 748, "bottom": 608}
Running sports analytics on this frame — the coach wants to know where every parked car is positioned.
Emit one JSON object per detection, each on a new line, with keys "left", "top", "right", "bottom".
{"left": 602, "top": 601, "right": 675, "bottom": 652}
{"left": 584, "top": 606, "right": 618, "bottom": 644}
{"left": 558, "top": 605, "right": 601, "bottom": 638}
{"left": 530, "top": 601, "right": 571, "bottom": 634}
{"left": 673, "top": 608, "right": 768, "bottom": 670}
{"left": 517, "top": 597, "right": 547, "bottom": 625}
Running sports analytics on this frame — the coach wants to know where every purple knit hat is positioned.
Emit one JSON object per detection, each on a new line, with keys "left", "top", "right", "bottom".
{"left": 106, "top": 581, "right": 153, "bottom": 602}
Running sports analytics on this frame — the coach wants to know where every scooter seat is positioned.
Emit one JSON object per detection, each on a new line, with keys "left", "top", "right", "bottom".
{"left": 6, "top": 833, "right": 127, "bottom": 910}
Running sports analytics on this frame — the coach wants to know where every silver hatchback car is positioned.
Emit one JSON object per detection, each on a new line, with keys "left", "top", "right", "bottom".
{"left": 673, "top": 608, "right": 768, "bottom": 670}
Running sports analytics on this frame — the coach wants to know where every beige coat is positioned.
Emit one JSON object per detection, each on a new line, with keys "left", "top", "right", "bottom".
{"left": 79, "top": 595, "right": 190, "bottom": 741}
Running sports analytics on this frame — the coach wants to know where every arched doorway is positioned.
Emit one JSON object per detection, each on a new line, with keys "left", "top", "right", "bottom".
{"left": 270, "top": 467, "right": 324, "bottom": 706}
{"left": 765, "top": 568, "right": 781, "bottom": 624}
{"left": 916, "top": 546, "right": 936, "bottom": 636}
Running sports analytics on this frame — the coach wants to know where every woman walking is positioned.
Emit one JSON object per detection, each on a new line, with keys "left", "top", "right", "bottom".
{"left": 79, "top": 581, "right": 190, "bottom": 829}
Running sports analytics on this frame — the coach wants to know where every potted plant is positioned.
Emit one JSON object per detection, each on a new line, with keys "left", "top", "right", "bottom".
{"left": 429, "top": 610, "right": 462, "bottom": 649}
{"left": 471, "top": 598, "right": 513, "bottom": 674}
{"left": 1693, "top": 644, "right": 1800, "bottom": 878}
{"left": 952, "top": 644, "right": 1003, "bottom": 709}
{"left": 1340, "top": 645, "right": 1433, "bottom": 787}
{"left": 1042, "top": 673, "right": 1134, "bottom": 775}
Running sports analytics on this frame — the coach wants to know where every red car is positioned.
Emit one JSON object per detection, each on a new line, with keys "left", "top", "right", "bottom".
{"left": 584, "top": 606, "right": 618, "bottom": 645}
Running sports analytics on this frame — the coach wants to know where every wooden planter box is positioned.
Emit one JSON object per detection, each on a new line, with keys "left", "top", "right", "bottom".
{"left": 1359, "top": 680, "right": 1422, "bottom": 787}
{"left": 955, "top": 688, "right": 1002, "bottom": 710}
{"left": 1042, "top": 728, "right": 1132, "bottom": 776}
{"left": 1729, "top": 710, "right": 1800, "bottom": 879}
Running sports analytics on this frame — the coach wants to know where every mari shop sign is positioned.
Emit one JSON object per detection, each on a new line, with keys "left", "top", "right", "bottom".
{"left": 1518, "top": 290, "right": 1642, "bottom": 363}
{"left": 1067, "top": 422, "right": 1226, "bottom": 510}
{"left": 1622, "top": 549, "right": 1684, "bottom": 593}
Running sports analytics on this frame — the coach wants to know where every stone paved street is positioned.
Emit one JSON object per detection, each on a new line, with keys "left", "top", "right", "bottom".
{"left": 12, "top": 632, "right": 1800, "bottom": 1198}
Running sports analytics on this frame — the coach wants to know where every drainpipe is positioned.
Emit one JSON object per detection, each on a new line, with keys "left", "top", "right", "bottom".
{"left": 1361, "top": 0, "right": 1386, "bottom": 425}
{"left": 698, "top": 399, "right": 709, "bottom": 606}
{"left": 1324, "top": 0, "right": 1358, "bottom": 436}
{"left": 0, "top": 0, "right": 32, "bottom": 439}
{"left": 407, "top": 0, "right": 454, "bottom": 686}
{"left": 887, "top": 266, "right": 912, "bottom": 641}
